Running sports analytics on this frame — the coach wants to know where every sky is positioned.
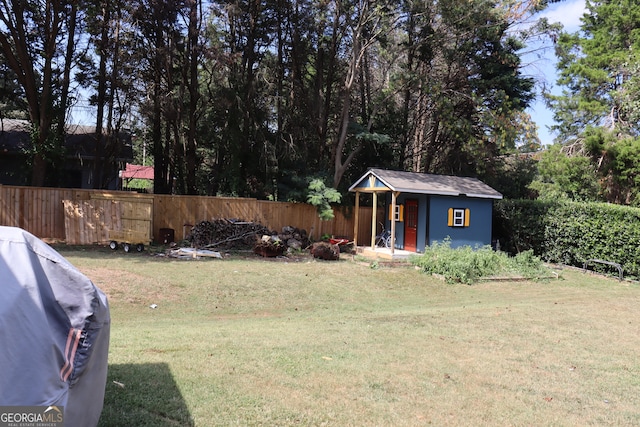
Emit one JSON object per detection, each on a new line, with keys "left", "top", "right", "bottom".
{"left": 524, "top": 0, "right": 587, "bottom": 146}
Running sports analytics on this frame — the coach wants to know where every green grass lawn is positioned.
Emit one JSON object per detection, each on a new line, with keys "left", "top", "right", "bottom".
{"left": 59, "top": 247, "right": 640, "bottom": 426}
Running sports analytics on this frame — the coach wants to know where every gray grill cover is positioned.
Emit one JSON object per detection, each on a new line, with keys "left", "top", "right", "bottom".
{"left": 0, "top": 226, "right": 110, "bottom": 426}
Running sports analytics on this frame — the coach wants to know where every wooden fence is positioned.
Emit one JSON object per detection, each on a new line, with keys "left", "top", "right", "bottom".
{"left": 0, "top": 185, "right": 380, "bottom": 245}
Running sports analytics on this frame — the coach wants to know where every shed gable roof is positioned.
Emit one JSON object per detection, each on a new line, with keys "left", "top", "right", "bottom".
{"left": 349, "top": 168, "right": 503, "bottom": 199}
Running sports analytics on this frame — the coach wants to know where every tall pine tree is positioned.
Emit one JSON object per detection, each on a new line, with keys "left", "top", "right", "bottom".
{"left": 544, "top": 0, "right": 640, "bottom": 204}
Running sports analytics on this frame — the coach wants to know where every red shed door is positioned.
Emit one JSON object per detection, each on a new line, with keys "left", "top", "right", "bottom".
{"left": 404, "top": 199, "right": 418, "bottom": 252}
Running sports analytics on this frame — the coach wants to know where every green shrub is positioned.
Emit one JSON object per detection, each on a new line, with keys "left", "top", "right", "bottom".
{"left": 307, "top": 179, "right": 341, "bottom": 221}
{"left": 494, "top": 199, "right": 640, "bottom": 278}
{"left": 492, "top": 199, "right": 552, "bottom": 255}
{"left": 511, "top": 250, "right": 545, "bottom": 279}
{"left": 410, "top": 240, "right": 549, "bottom": 284}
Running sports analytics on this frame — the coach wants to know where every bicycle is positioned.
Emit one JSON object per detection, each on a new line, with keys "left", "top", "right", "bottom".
{"left": 375, "top": 223, "right": 392, "bottom": 248}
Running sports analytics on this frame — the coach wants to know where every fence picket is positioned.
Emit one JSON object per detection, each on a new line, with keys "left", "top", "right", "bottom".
{"left": 0, "top": 185, "right": 380, "bottom": 245}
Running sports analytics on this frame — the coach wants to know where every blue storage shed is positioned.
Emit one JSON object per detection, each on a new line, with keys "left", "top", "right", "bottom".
{"left": 349, "top": 168, "right": 503, "bottom": 256}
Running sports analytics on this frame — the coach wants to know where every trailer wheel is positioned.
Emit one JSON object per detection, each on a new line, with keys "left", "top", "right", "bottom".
{"left": 136, "top": 244, "right": 144, "bottom": 252}
{"left": 123, "top": 243, "right": 131, "bottom": 253}
{"left": 109, "top": 241, "right": 118, "bottom": 250}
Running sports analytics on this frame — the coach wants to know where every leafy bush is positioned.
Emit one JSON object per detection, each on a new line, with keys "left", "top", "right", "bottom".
{"left": 307, "top": 179, "right": 341, "bottom": 221}
{"left": 511, "top": 250, "right": 546, "bottom": 279}
{"left": 529, "top": 143, "right": 601, "bottom": 202}
{"left": 410, "top": 240, "right": 550, "bottom": 284}
{"left": 494, "top": 199, "right": 640, "bottom": 278}
{"left": 492, "top": 199, "right": 552, "bottom": 255}
{"left": 543, "top": 202, "right": 640, "bottom": 277}
{"left": 123, "top": 178, "right": 152, "bottom": 191}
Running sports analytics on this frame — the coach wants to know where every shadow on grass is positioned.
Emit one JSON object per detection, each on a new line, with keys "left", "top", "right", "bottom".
{"left": 99, "top": 363, "right": 194, "bottom": 427}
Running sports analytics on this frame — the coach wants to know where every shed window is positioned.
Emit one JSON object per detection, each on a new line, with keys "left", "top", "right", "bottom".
{"left": 448, "top": 208, "right": 470, "bottom": 227}
{"left": 388, "top": 204, "right": 404, "bottom": 222}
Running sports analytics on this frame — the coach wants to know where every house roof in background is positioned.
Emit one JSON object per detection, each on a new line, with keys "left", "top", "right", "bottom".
{"left": 349, "top": 168, "right": 503, "bottom": 199}
{"left": 120, "top": 163, "right": 154, "bottom": 180}
{"left": 0, "top": 119, "right": 30, "bottom": 152}
{"left": 0, "top": 119, "right": 133, "bottom": 161}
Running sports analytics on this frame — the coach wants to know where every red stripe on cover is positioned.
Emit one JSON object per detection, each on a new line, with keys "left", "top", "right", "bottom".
{"left": 60, "top": 329, "right": 82, "bottom": 382}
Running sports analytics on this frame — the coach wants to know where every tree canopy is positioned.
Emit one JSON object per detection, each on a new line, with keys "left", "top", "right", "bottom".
{"left": 542, "top": 0, "right": 640, "bottom": 205}
{"left": 0, "top": 0, "right": 545, "bottom": 198}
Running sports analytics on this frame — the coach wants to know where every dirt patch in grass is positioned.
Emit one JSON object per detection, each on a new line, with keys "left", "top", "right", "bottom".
{"left": 81, "top": 266, "right": 182, "bottom": 306}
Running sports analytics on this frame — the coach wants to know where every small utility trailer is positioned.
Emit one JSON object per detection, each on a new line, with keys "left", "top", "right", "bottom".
{"left": 108, "top": 229, "right": 151, "bottom": 253}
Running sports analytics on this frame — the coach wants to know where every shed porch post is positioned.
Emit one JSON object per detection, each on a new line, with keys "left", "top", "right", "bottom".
{"left": 390, "top": 191, "right": 399, "bottom": 255}
{"left": 371, "top": 191, "right": 378, "bottom": 249}
{"left": 353, "top": 191, "right": 360, "bottom": 246}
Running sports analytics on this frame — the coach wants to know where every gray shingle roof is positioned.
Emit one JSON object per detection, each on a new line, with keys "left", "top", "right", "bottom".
{"left": 0, "top": 118, "right": 133, "bottom": 161}
{"left": 349, "top": 168, "right": 503, "bottom": 199}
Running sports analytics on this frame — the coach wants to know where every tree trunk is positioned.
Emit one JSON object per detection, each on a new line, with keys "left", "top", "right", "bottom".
{"left": 185, "top": 0, "right": 200, "bottom": 195}
{"left": 152, "top": 35, "right": 169, "bottom": 194}
{"left": 31, "top": 154, "right": 48, "bottom": 186}
{"left": 94, "top": 0, "right": 110, "bottom": 188}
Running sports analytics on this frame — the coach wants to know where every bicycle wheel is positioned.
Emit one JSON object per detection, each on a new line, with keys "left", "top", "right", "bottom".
{"left": 384, "top": 235, "right": 392, "bottom": 248}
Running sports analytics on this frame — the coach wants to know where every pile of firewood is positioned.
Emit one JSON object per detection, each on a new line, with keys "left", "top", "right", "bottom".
{"left": 186, "top": 219, "right": 271, "bottom": 249}
{"left": 277, "top": 225, "right": 310, "bottom": 251}
{"left": 186, "top": 220, "right": 310, "bottom": 255}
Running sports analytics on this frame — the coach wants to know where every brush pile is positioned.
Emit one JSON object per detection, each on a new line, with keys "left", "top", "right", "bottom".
{"left": 253, "top": 235, "right": 286, "bottom": 257}
{"left": 310, "top": 241, "right": 340, "bottom": 260}
{"left": 186, "top": 220, "right": 310, "bottom": 256}
{"left": 187, "top": 219, "right": 271, "bottom": 249}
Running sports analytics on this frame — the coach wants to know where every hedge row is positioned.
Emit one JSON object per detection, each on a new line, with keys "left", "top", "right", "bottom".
{"left": 493, "top": 199, "right": 640, "bottom": 278}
